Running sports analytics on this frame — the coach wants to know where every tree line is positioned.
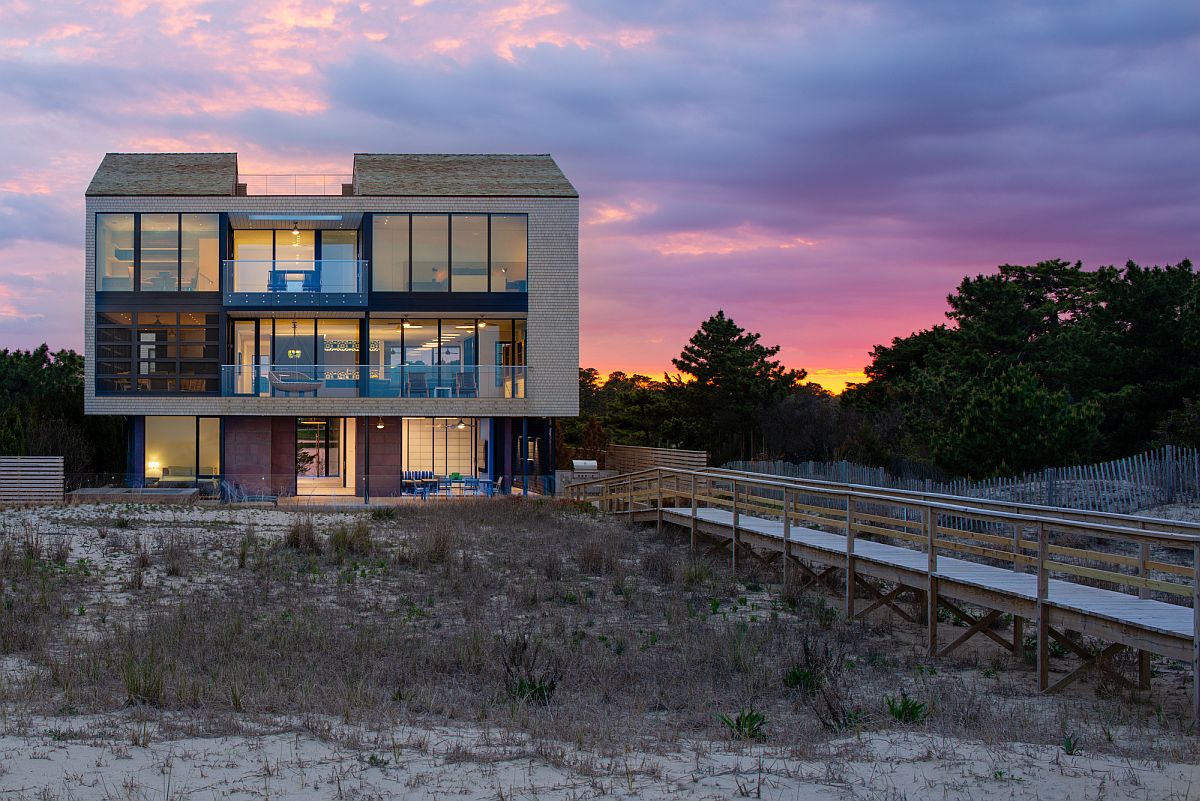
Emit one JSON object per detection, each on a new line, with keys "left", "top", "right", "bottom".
{"left": 563, "top": 259, "right": 1200, "bottom": 477}
{"left": 0, "top": 346, "right": 126, "bottom": 477}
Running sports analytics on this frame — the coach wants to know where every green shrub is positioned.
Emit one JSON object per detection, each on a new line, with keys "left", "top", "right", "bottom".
{"left": 718, "top": 709, "right": 767, "bottom": 740}
{"left": 885, "top": 691, "right": 928, "bottom": 724}
{"left": 783, "top": 665, "right": 824, "bottom": 695}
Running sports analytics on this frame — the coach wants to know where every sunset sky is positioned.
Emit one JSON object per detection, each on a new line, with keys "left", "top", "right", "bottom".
{"left": 1, "top": 1, "right": 1198, "bottom": 392}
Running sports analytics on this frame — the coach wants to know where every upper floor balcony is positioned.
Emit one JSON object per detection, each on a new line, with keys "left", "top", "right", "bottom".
{"left": 221, "top": 364, "right": 527, "bottom": 399}
{"left": 222, "top": 260, "right": 367, "bottom": 307}
{"left": 236, "top": 174, "right": 353, "bottom": 196}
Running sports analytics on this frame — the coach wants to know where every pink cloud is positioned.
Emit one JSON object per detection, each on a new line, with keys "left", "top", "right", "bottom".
{"left": 654, "top": 224, "right": 818, "bottom": 256}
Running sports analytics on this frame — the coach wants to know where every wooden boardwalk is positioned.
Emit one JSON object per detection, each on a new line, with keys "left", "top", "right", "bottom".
{"left": 569, "top": 467, "right": 1200, "bottom": 721}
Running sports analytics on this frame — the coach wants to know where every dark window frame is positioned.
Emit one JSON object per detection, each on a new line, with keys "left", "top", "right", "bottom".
{"left": 368, "top": 213, "right": 528, "bottom": 295}
{"left": 96, "top": 311, "right": 220, "bottom": 395}
{"left": 95, "top": 212, "right": 222, "bottom": 295}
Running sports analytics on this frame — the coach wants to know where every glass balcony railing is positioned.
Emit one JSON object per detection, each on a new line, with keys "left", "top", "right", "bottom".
{"left": 222, "top": 260, "right": 367, "bottom": 306}
{"left": 237, "top": 174, "right": 353, "bottom": 196}
{"left": 221, "top": 364, "right": 527, "bottom": 399}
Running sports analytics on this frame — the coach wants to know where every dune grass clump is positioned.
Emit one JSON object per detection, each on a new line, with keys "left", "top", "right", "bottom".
{"left": 330, "top": 519, "right": 373, "bottom": 562}
{"left": 285, "top": 516, "right": 322, "bottom": 555}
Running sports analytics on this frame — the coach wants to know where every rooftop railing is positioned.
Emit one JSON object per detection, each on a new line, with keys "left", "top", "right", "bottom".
{"left": 221, "top": 364, "right": 527, "bottom": 399}
{"left": 236, "top": 174, "right": 353, "bottom": 196}
{"left": 222, "top": 260, "right": 367, "bottom": 306}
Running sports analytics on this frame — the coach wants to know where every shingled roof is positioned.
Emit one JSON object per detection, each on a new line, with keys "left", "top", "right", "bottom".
{"left": 86, "top": 153, "right": 238, "bottom": 196}
{"left": 352, "top": 154, "right": 577, "bottom": 197}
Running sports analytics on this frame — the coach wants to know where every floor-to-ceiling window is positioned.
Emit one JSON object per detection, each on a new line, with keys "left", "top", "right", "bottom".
{"left": 96, "top": 214, "right": 134, "bottom": 291}
{"left": 317, "top": 319, "right": 359, "bottom": 397}
{"left": 97, "top": 213, "right": 218, "bottom": 293}
{"left": 412, "top": 215, "right": 449, "bottom": 291}
{"left": 321, "top": 230, "right": 358, "bottom": 293}
{"left": 372, "top": 215, "right": 409, "bottom": 291}
{"left": 451, "top": 215, "right": 487, "bottom": 292}
{"left": 402, "top": 417, "right": 484, "bottom": 476}
{"left": 372, "top": 213, "right": 526, "bottom": 293}
{"left": 490, "top": 214, "right": 527, "bottom": 291}
{"left": 97, "top": 311, "right": 219, "bottom": 394}
{"left": 144, "top": 416, "right": 220, "bottom": 490}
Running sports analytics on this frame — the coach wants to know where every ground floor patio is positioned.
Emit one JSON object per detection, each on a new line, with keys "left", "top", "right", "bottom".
{"left": 125, "top": 414, "right": 557, "bottom": 501}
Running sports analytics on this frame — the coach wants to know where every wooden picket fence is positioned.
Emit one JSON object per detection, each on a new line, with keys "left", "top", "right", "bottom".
{"left": 725, "top": 445, "right": 1200, "bottom": 514}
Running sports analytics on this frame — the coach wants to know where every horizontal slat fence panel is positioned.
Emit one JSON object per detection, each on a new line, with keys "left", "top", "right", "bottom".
{"left": 0, "top": 456, "right": 64, "bottom": 503}
{"left": 605, "top": 445, "right": 707, "bottom": 474}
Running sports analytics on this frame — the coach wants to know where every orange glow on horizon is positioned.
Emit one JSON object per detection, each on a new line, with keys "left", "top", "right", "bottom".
{"left": 586, "top": 365, "right": 867, "bottom": 394}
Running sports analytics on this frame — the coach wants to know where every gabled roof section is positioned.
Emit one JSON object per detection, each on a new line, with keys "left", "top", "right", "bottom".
{"left": 86, "top": 153, "right": 238, "bottom": 196}
{"left": 352, "top": 154, "right": 577, "bottom": 198}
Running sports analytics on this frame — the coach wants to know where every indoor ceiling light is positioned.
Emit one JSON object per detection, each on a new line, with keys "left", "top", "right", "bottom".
{"left": 291, "top": 222, "right": 300, "bottom": 235}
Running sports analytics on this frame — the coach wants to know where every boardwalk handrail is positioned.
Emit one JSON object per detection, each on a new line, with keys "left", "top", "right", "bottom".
{"left": 570, "top": 466, "right": 1200, "bottom": 722}
{"left": 706, "top": 465, "right": 1200, "bottom": 536}
{"left": 569, "top": 466, "right": 1200, "bottom": 543}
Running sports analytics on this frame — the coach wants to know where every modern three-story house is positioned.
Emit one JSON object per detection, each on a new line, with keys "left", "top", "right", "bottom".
{"left": 83, "top": 152, "right": 578, "bottom": 499}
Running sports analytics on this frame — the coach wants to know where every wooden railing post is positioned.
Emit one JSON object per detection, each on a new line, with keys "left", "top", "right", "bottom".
{"left": 656, "top": 469, "right": 663, "bottom": 533}
{"left": 926, "top": 505, "right": 938, "bottom": 656}
{"left": 1192, "top": 541, "right": 1200, "bottom": 725}
{"left": 1036, "top": 521, "right": 1049, "bottom": 692}
{"left": 731, "top": 480, "right": 740, "bottom": 575}
{"left": 1137, "top": 540, "right": 1152, "bottom": 690}
{"left": 1012, "top": 522, "right": 1024, "bottom": 656}
{"left": 626, "top": 476, "right": 633, "bottom": 514}
{"left": 690, "top": 473, "right": 698, "bottom": 553}
{"left": 783, "top": 488, "right": 792, "bottom": 583}
{"left": 845, "top": 494, "right": 857, "bottom": 618}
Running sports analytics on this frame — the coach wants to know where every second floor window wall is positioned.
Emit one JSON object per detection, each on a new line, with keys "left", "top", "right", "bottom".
{"left": 96, "top": 311, "right": 220, "bottom": 394}
{"left": 96, "top": 213, "right": 219, "bottom": 292}
{"left": 372, "top": 214, "right": 527, "bottom": 293}
{"left": 230, "top": 229, "right": 360, "bottom": 293}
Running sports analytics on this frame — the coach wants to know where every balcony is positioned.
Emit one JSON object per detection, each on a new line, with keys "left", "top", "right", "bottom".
{"left": 236, "top": 174, "right": 353, "bottom": 196}
{"left": 221, "top": 364, "right": 527, "bottom": 399}
{"left": 222, "top": 260, "right": 367, "bottom": 307}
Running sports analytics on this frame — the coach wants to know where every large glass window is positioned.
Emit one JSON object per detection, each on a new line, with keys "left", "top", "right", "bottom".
{"left": 145, "top": 416, "right": 220, "bottom": 486}
{"left": 274, "top": 318, "right": 316, "bottom": 366}
{"left": 317, "top": 319, "right": 359, "bottom": 397}
{"left": 491, "top": 214, "right": 527, "bottom": 292}
{"left": 139, "top": 214, "right": 180, "bottom": 291}
{"left": 98, "top": 213, "right": 224, "bottom": 293}
{"left": 233, "top": 229, "right": 273, "bottom": 260}
{"left": 181, "top": 214, "right": 219, "bottom": 291}
{"left": 402, "top": 417, "right": 481, "bottom": 476}
{"left": 372, "top": 215, "right": 409, "bottom": 291}
{"left": 321, "top": 230, "right": 357, "bottom": 293}
{"left": 96, "top": 214, "right": 135, "bottom": 291}
{"left": 412, "top": 215, "right": 449, "bottom": 292}
{"left": 372, "top": 213, "right": 527, "bottom": 293}
{"left": 451, "top": 215, "right": 488, "bottom": 292}
{"left": 232, "top": 230, "right": 272, "bottom": 293}
{"left": 97, "top": 311, "right": 218, "bottom": 394}
{"left": 368, "top": 319, "right": 404, "bottom": 395}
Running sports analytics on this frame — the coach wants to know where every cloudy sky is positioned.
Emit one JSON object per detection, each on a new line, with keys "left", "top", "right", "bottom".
{"left": 1, "top": 1, "right": 1198, "bottom": 390}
